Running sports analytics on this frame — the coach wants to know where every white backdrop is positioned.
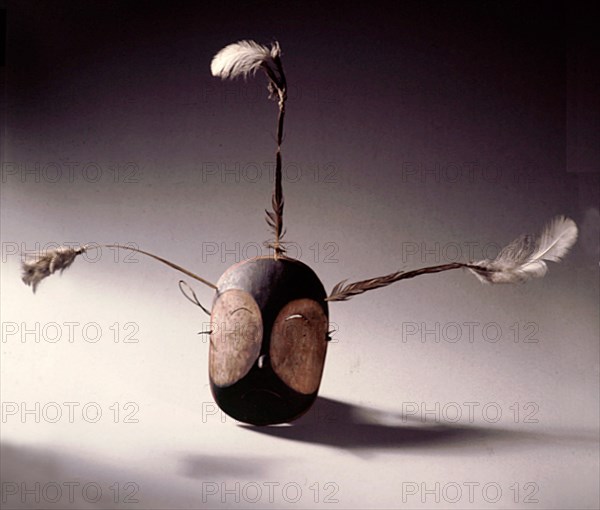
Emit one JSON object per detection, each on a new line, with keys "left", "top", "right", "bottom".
{"left": 1, "top": 1, "right": 599, "bottom": 509}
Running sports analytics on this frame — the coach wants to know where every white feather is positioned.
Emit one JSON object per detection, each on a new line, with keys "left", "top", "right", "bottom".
{"left": 211, "top": 40, "right": 280, "bottom": 81}
{"left": 469, "top": 216, "right": 578, "bottom": 284}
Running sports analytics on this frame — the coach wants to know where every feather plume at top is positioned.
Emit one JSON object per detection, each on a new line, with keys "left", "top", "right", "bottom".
{"left": 468, "top": 216, "right": 578, "bottom": 284}
{"left": 211, "top": 40, "right": 284, "bottom": 89}
{"left": 211, "top": 39, "right": 288, "bottom": 257}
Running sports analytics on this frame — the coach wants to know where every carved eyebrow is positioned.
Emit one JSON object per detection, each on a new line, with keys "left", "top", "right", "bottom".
{"left": 285, "top": 313, "right": 307, "bottom": 321}
{"left": 231, "top": 306, "right": 252, "bottom": 315}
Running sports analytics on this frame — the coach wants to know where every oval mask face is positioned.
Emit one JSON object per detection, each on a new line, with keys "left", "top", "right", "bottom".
{"left": 209, "top": 289, "right": 263, "bottom": 387}
{"left": 270, "top": 298, "right": 328, "bottom": 395}
{"left": 208, "top": 257, "right": 329, "bottom": 425}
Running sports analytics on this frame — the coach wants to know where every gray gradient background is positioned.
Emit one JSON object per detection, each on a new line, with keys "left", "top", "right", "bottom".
{"left": 1, "top": 1, "right": 599, "bottom": 509}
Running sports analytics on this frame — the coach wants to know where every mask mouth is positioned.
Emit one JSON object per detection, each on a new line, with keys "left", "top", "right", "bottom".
{"left": 234, "top": 389, "right": 284, "bottom": 425}
{"left": 212, "top": 380, "right": 318, "bottom": 425}
{"left": 240, "top": 388, "right": 284, "bottom": 407}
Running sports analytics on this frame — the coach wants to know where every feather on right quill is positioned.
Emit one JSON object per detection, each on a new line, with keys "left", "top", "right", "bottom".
{"left": 469, "top": 216, "right": 578, "bottom": 284}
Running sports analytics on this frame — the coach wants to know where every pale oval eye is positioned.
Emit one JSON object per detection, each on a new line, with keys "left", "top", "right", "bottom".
{"left": 270, "top": 299, "right": 328, "bottom": 395}
{"left": 209, "top": 289, "right": 263, "bottom": 387}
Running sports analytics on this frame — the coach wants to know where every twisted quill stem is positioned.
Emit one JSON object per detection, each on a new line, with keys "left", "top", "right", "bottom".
{"left": 326, "top": 262, "right": 487, "bottom": 302}
{"left": 263, "top": 59, "right": 287, "bottom": 259}
{"left": 21, "top": 243, "right": 218, "bottom": 293}
{"left": 272, "top": 91, "right": 285, "bottom": 258}
{"left": 101, "top": 244, "right": 217, "bottom": 289}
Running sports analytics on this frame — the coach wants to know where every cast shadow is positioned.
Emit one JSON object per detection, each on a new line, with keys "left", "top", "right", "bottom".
{"left": 242, "top": 396, "right": 554, "bottom": 452}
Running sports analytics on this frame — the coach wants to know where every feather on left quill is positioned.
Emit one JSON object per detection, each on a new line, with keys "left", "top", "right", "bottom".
{"left": 21, "top": 244, "right": 217, "bottom": 293}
